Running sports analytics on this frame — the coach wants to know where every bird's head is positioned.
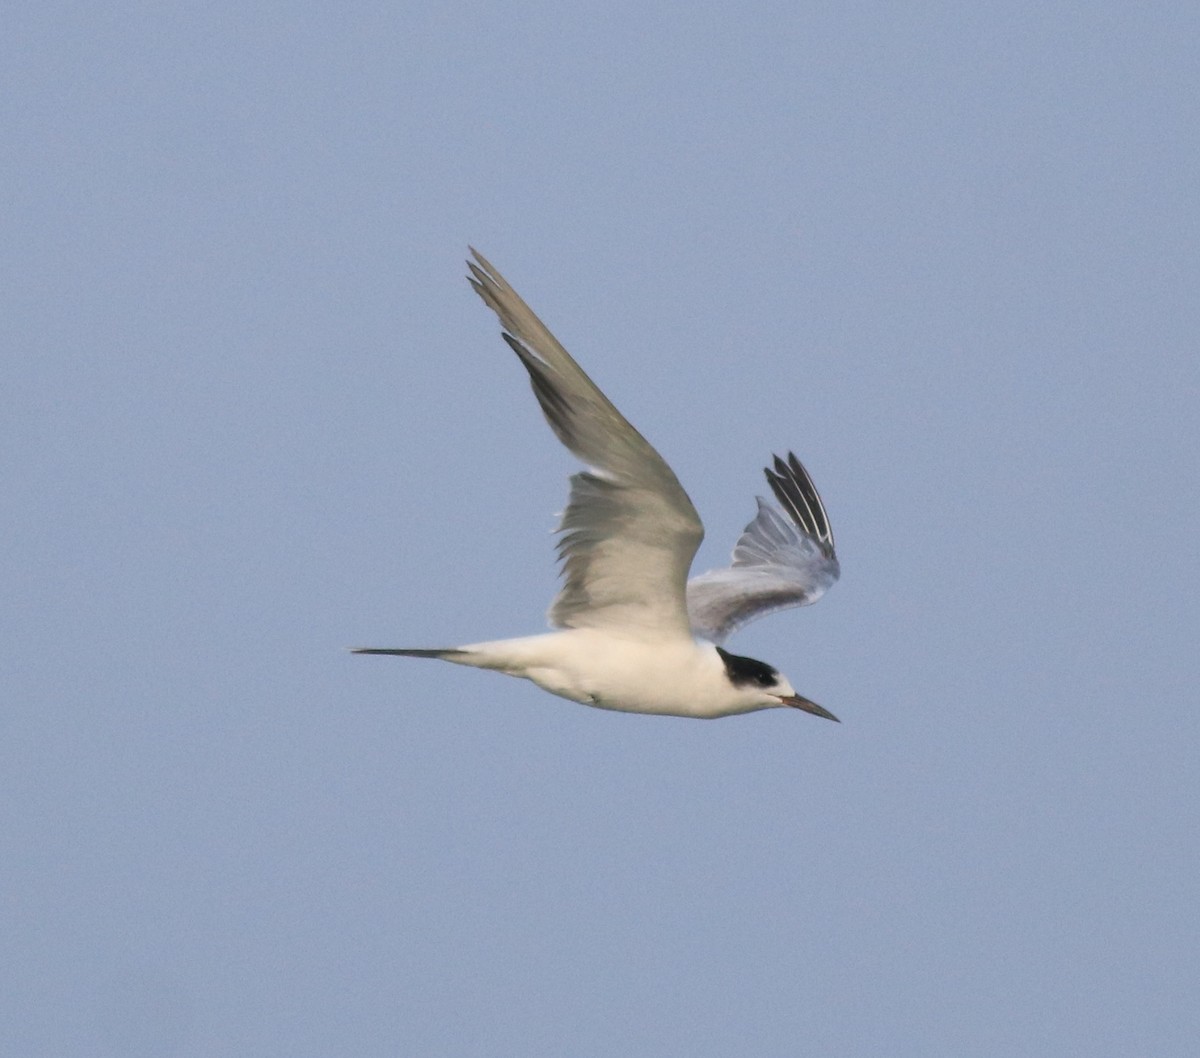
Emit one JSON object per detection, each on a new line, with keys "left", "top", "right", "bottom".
{"left": 715, "top": 646, "right": 839, "bottom": 721}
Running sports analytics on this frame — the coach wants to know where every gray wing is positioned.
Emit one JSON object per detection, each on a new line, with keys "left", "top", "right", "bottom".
{"left": 686, "top": 452, "right": 840, "bottom": 644}
{"left": 468, "top": 250, "right": 704, "bottom": 639}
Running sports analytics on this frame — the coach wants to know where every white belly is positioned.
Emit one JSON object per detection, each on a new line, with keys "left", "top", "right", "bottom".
{"left": 458, "top": 629, "right": 767, "bottom": 719}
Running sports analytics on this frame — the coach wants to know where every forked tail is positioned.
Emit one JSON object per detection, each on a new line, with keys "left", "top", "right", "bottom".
{"left": 352, "top": 647, "right": 468, "bottom": 659}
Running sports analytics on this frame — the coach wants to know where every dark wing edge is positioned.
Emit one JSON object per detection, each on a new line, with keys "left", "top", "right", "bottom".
{"left": 765, "top": 451, "right": 836, "bottom": 561}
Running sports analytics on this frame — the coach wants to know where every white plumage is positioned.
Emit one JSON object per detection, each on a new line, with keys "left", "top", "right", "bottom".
{"left": 356, "top": 250, "right": 842, "bottom": 721}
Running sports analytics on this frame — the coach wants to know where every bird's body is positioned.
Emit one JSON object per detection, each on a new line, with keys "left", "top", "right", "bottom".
{"left": 356, "top": 251, "right": 842, "bottom": 722}
{"left": 378, "top": 632, "right": 806, "bottom": 719}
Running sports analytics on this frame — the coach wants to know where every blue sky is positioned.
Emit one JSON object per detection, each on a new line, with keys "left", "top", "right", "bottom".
{"left": 4, "top": 3, "right": 1198, "bottom": 1055}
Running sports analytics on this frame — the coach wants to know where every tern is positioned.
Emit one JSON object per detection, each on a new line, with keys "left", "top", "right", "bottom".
{"left": 355, "top": 250, "right": 842, "bottom": 720}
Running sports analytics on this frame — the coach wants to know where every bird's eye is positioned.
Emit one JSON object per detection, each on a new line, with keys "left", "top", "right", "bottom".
{"left": 757, "top": 673, "right": 775, "bottom": 687}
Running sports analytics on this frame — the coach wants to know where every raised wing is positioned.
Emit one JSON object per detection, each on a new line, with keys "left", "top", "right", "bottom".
{"left": 468, "top": 250, "right": 704, "bottom": 639}
{"left": 686, "top": 452, "right": 840, "bottom": 644}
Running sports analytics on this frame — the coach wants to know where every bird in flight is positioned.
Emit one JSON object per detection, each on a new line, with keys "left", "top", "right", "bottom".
{"left": 355, "top": 250, "right": 842, "bottom": 720}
